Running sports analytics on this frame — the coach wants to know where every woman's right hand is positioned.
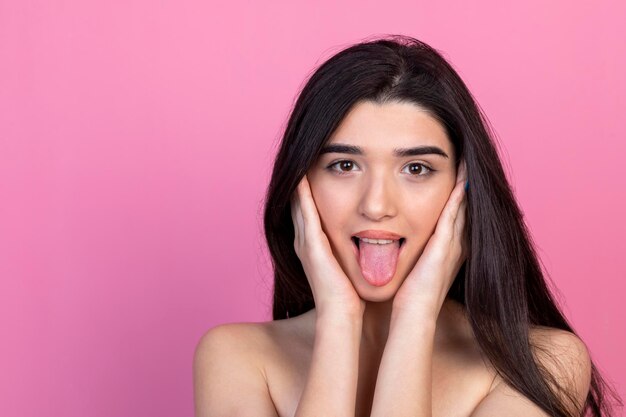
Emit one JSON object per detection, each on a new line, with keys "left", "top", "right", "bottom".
{"left": 290, "top": 174, "right": 365, "bottom": 318}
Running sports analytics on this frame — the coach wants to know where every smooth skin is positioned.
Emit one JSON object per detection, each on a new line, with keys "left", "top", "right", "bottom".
{"left": 193, "top": 101, "right": 592, "bottom": 417}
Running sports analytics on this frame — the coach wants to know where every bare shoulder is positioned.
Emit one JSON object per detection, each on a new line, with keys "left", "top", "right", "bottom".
{"left": 529, "top": 325, "right": 591, "bottom": 356}
{"left": 195, "top": 321, "right": 278, "bottom": 357}
{"left": 529, "top": 326, "right": 592, "bottom": 397}
{"left": 193, "top": 317, "right": 309, "bottom": 363}
{"left": 478, "top": 325, "right": 592, "bottom": 416}
{"left": 193, "top": 321, "right": 280, "bottom": 417}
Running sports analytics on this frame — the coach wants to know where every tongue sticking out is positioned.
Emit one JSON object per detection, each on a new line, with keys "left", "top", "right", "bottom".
{"left": 357, "top": 240, "right": 400, "bottom": 287}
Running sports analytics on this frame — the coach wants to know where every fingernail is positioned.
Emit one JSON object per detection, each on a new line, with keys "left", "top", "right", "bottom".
{"left": 465, "top": 180, "right": 469, "bottom": 192}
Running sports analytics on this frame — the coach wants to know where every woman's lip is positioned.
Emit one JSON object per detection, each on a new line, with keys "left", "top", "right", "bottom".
{"left": 352, "top": 229, "right": 403, "bottom": 240}
{"left": 351, "top": 236, "right": 406, "bottom": 255}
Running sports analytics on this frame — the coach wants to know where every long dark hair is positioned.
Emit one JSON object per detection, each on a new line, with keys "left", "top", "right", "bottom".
{"left": 262, "top": 34, "right": 621, "bottom": 417}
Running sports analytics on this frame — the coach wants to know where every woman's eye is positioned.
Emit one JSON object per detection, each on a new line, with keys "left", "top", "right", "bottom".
{"left": 328, "top": 160, "right": 358, "bottom": 175}
{"left": 403, "top": 162, "right": 433, "bottom": 177}
{"left": 327, "top": 161, "right": 434, "bottom": 177}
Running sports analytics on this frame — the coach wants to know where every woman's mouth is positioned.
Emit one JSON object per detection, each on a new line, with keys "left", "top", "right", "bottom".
{"left": 351, "top": 236, "right": 406, "bottom": 250}
{"left": 350, "top": 236, "right": 406, "bottom": 287}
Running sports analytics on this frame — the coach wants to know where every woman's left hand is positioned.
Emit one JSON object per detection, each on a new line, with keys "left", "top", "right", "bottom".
{"left": 392, "top": 159, "right": 469, "bottom": 321}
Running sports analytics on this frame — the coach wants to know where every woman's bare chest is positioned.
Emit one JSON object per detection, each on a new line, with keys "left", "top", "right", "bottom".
{"left": 263, "top": 332, "right": 497, "bottom": 417}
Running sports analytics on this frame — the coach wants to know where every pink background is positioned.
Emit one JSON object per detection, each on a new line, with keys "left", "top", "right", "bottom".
{"left": 1, "top": 1, "right": 624, "bottom": 416}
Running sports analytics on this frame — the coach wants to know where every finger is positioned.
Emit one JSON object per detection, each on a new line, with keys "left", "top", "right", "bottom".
{"left": 296, "top": 175, "right": 324, "bottom": 235}
{"left": 290, "top": 199, "right": 298, "bottom": 248}
{"left": 290, "top": 182, "right": 303, "bottom": 246}
{"left": 450, "top": 160, "right": 468, "bottom": 222}
{"left": 453, "top": 197, "right": 467, "bottom": 240}
{"left": 455, "top": 199, "right": 469, "bottom": 260}
{"left": 437, "top": 175, "right": 467, "bottom": 236}
{"left": 456, "top": 159, "right": 468, "bottom": 185}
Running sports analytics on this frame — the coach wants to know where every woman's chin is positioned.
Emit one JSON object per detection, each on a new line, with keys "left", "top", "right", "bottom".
{"left": 350, "top": 272, "right": 403, "bottom": 303}
{"left": 358, "top": 291, "right": 397, "bottom": 303}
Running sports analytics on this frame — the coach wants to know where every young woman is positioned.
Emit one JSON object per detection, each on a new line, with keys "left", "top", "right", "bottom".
{"left": 194, "top": 35, "right": 622, "bottom": 417}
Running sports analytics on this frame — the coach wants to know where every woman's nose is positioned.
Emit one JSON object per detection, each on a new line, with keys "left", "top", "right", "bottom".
{"left": 357, "top": 176, "right": 398, "bottom": 221}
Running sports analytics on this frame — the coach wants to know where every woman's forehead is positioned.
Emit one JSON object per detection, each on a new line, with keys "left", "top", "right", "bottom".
{"left": 326, "top": 101, "right": 453, "bottom": 158}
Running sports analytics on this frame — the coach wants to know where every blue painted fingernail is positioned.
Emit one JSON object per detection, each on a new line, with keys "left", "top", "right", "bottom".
{"left": 465, "top": 180, "right": 469, "bottom": 191}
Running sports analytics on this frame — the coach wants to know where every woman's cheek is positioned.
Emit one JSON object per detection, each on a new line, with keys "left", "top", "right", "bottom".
{"left": 313, "top": 180, "right": 352, "bottom": 215}
{"left": 403, "top": 195, "right": 441, "bottom": 244}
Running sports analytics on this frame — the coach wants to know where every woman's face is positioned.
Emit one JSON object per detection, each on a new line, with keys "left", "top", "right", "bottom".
{"left": 306, "top": 100, "right": 458, "bottom": 302}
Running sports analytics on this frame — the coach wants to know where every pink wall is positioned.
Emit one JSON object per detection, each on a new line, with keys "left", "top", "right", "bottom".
{"left": 1, "top": 1, "right": 624, "bottom": 416}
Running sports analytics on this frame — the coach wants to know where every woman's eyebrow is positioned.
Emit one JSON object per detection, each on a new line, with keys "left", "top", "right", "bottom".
{"left": 319, "top": 143, "right": 449, "bottom": 159}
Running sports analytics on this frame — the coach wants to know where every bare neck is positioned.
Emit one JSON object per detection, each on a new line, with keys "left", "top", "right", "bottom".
{"left": 303, "top": 297, "right": 465, "bottom": 352}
